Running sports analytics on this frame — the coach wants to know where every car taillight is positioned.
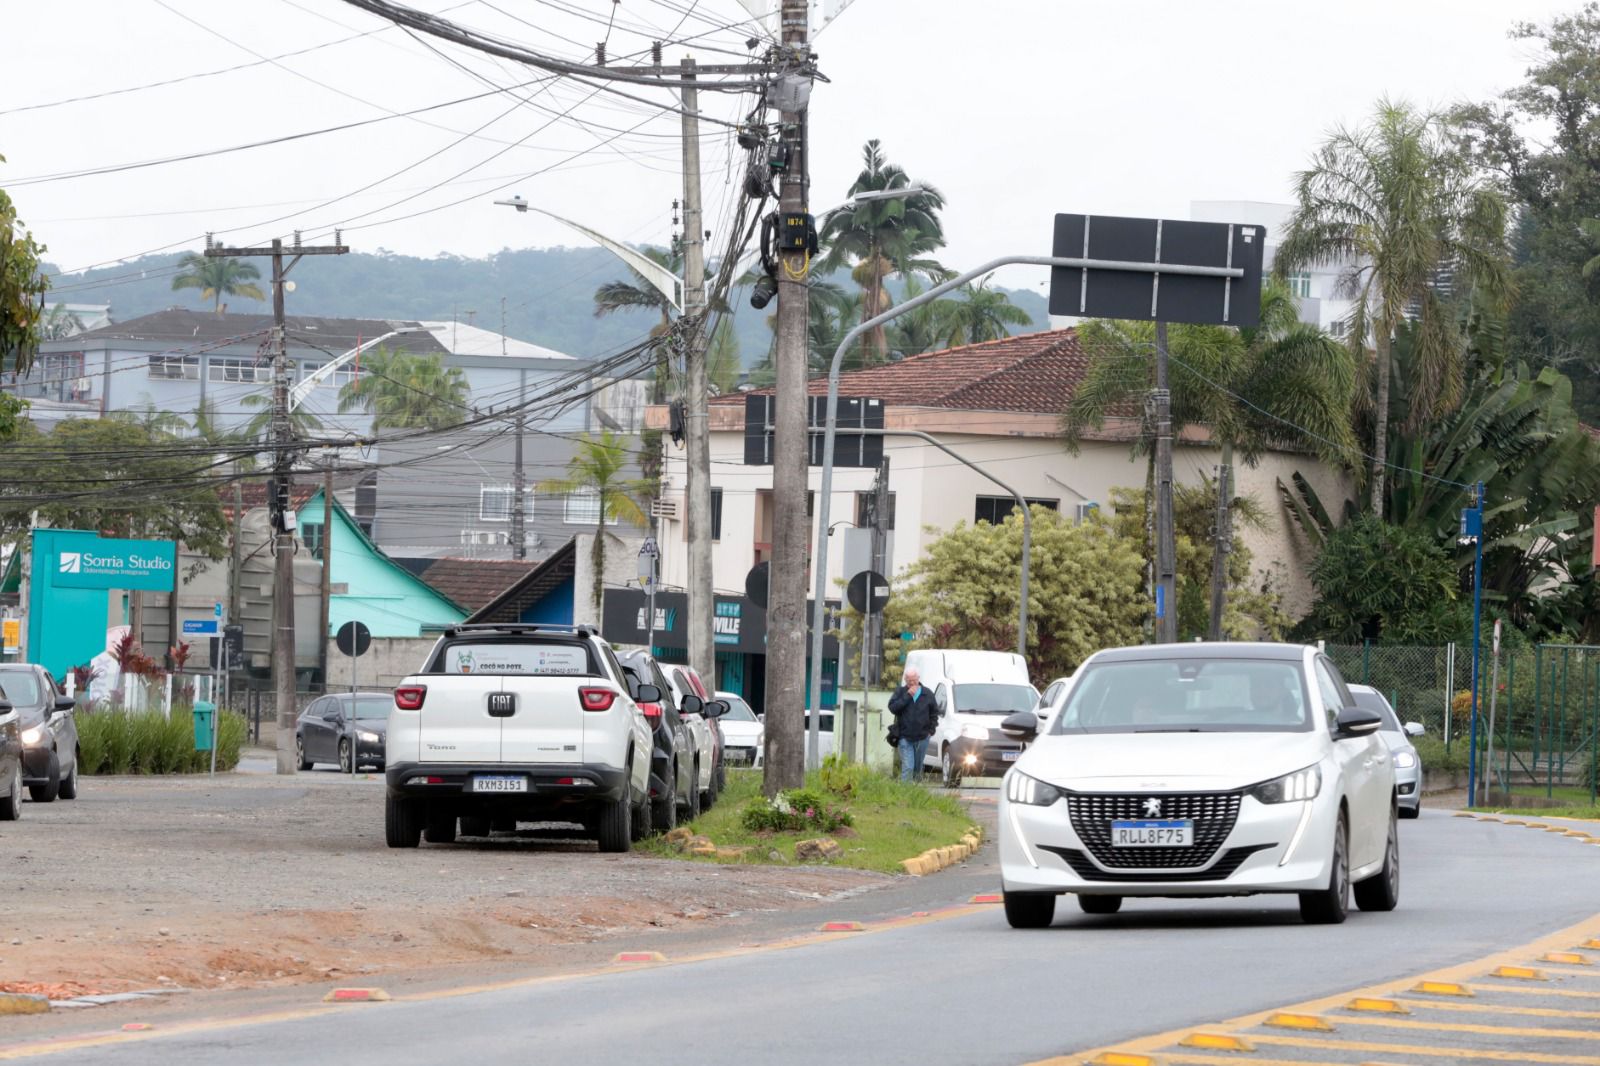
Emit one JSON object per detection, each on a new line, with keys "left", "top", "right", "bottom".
{"left": 579, "top": 687, "right": 617, "bottom": 712}
{"left": 394, "top": 686, "right": 427, "bottom": 711}
{"left": 640, "top": 701, "right": 662, "bottom": 720}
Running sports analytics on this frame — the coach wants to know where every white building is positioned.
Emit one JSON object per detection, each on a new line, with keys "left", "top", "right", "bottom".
{"left": 1189, "top": 200, "right": 1359, "bottom": 335}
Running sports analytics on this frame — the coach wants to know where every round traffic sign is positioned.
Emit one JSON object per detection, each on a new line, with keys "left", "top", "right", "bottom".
{"left": 745, "top": 562, "right": 771, "bottom": 610}
{"left": 336, "top": 620, "right": 372, "bottom": 657}
{"left": 846, "top": 570, "right": 891, "bottom": 615}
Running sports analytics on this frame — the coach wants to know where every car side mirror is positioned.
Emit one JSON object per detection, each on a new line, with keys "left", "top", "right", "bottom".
{"left": 53, "top": 696, "right": 75, "bottom": 712}
{"left": 1403, "top": 722, "right": 1425, "bottom": 738}
{"left": 680, "top": 694, "right": 704, "bottom": 715}
{"left": 999, "top": 711, "right": 1038, "bottom": 742}
{"left": 634, "top": 683, "right": 662, "bottom": 704}
{"left": 704, "top": 699, "right": 729, "bottom": 719}
{"left": 1335, "top": 706, "right": 1383, "bottom": 738}
{"left": 756, "top": 713, "right": 765, "bottom": 724}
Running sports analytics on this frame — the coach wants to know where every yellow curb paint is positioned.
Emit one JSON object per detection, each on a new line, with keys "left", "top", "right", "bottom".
{"left": 1263, "top": 1013, "right": 1333, "bottom": 1031}
{"left": 1345, "top": 997, "right": 1408, "bottom": 1013}
{"left": 0, "top": 996, "right": 49, "bottom": 1017}
{"left": 1469, "top": 983, "right": 1600, "bottom": 1000}
{"left": 321, "top": 988, "right": 389, "bottom": 1003}
{"left": 1317, "top": 1012, "right": 1600, "bottom": 1040}
{"left": 1177, "top": 1032, "right": 1253, "bottom": 1052}
{"left": 1247, "top": 1031, "right": 1600, "bottom": 1063}
{"left": 1582, "top": 940, "right": 1600, "bottom": 950}
{"left": 1544, "top": 952, "right": 1592, "bottom": 965}
{"left": 1087, "top": 1054, "right": 1158, "bottom": 1066}
{"left": 1492, "top": 965, "right": 1547, "bottom": 980}
{"left": 1412, "top": 980, "right": 1474, "bottom": 996}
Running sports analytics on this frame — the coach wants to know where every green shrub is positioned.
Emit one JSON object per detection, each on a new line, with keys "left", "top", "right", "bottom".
{"left": 740, "top": 787, "right": 854, "bottom": 833}
{"left": 76, "top": 708, "right": 244, "bottom": 775}
{"left": 818, "top": 753, "right": 871, "bottom": 798}
{"left": 1413, "top": 735, "right": 1469, "bottom": 775}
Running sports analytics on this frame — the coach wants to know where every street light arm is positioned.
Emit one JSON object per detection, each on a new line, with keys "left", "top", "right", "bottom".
{"left": 498, "top": 202, "right": 684, "bottom": 314}
{"left": 287, "top": 327, "right": 426, "bottom": 412}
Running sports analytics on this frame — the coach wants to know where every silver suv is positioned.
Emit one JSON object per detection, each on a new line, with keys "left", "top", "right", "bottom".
{"left": 384, "top": 624, "right": 655, "bottom": 853}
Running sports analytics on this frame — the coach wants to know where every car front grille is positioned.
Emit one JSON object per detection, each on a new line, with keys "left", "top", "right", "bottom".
{"left": 1044, "top": 844, "right": 1272, "bottom": 882}
{"left": 1065, "top": 790, "right": 1242, "bottom": 869}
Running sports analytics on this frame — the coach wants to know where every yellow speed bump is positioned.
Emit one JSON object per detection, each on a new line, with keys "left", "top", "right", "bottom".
{"left": 1502, "top": 819, "right": 1528, "bottom": 826}
{"left": 1263, "top": 1012, "right": 1333, "bottom": 1031}
{"left": 1453, "top": 811, "right": 1475, "bottom": 818}
{"left": 1564, "top": 830, "right": 1593, "bottom": 838}
{"left": 1545, "top": 825, "right": 1571, "bottom": 832}
{"left": 1411, "top": 980, "right": 1474, "bottom": 997}
{"left": 1177, "top": 1032, "right": 1253, "bottom": 1052}
{"left": 1479, "top": 815, "right": 1504, "bottom": 822}
{"left": 1543, "top": 952, "right": 1593, "bottom": 965}
{"left": 322, "top": 988, "right": 390, "bottom": 1003}
{"left": 1525, "top": 823, "right": 1550, "bottom": 829}
{"left": 1580, "top": 939, "right": 1600, "bottom": 950}
{"left": 1088, "top": 1054, "right": 1159, "bottom": 1066}
{"left": 1492, "top": 965, "right": 1547, "bottom": 980}
{"left": 1346, "top": 997, "right": 1409, "bottom": 1013}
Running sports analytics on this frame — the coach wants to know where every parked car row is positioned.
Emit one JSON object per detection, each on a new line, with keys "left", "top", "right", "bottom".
{"left": 382, "top": 624, "right": 728, "bottom": 852}
{"left": 0, "top": 663, "right": 82, "bottom": 819}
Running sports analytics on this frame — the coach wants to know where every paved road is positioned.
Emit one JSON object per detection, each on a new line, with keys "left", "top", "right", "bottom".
{"left": 16, "top": 810, "right": 1600, "bottom": 1066}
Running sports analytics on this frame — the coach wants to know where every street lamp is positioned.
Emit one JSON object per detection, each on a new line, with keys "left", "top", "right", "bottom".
{"left": 493, "top": 197, "right": 683, "bottom": 312}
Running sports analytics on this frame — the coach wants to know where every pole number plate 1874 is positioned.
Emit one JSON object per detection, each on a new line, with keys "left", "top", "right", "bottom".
{"left": 1111, "top": 819, "right": 1193, "bottom": 847}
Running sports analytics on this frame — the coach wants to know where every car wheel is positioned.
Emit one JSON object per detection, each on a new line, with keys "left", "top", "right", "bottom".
{"left": 652, "top": 761, "right": 678, "bottom": 834}
{"left": 1354, "top": 808, "right": 1401, "bottom": 913}
{"left": 423, "top": 809, "right": 457, "bottom": 844}
{"left": 459, "top": 816, "right": 492, "bottom": 838}
{"left": 295, "top": 735, "right": 312, "bottom": 771}
{"left": 941, "top": 745, "right": 963, "bottom": 789}
{"left": 1002, "top": 891, "right": 1055, "bottom": 929}
{"left": 715, "top": 759, "right": 726, "bottom": 793}
{"left": 1078, "top": 895, "right": 1122, "bottom": 915}
{"left": 0, "top": 764, "right": 21, "bottom": 821}
{"left": 58, "top": 752, "right": 79, "bottom": 800}
{"left": 28, "top": 751, "right": 60, "bottom": 803}
{"left": 631, "top": 778, "right": 652, "bottom": 844}
{"left": 384, "top": 793, "right": 422, "bottom": 848}
{"left": 1398, "top": 802, "right": 1420, "bottom": 820}
{"left": 597, "top": 778, "right": 634, "bottom": 854}
{"left": 1299, "top": 809, "right": 1350, "bottom": 925}
{"left": 338, "top": 738, "right": 353, "bottom": 774}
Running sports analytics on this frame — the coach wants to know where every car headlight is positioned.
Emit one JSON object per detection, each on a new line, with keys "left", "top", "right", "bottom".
{"left": 1249, "top": 764, "right": 1322, "bottom": 804}
{"left": 960, "top": 724, "right": 989, "bottom": 741}
{"left": 1004, "top": 769, "right": 1062, "bottom": 807}
{"left": 358, "top": 730, "right": 380, "bottom": 743}
{"left": 1392, "top": 751, "right": 1417, "bottom": 770}
{"left": 20, "top": 726, "right": 43, "bottom": 746}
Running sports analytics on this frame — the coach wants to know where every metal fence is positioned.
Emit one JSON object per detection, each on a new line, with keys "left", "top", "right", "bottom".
{"left": 1327, "top": 641, "right": 1600, "bottom": 802}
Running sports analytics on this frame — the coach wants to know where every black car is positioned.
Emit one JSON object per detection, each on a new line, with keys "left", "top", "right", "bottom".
{"left": 0, "top": 664, "right": 79, "bottom": 803}
{"left": 0, "top": 694, "right": 21, "bottom": 820}
{"left": 616, "top": 648, "right": 697, "bottom": 831}
{"left": 296, "top": 692, "right": 391, "bottom": 772}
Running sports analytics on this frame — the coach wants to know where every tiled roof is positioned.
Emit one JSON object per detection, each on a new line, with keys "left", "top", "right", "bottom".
{"left": 53, "top": 309, "right": 450, "bottom": 356}
{"left": 219, "top": 481, "right": 319, "bottom": 523}
{"left": 717, "top": 328, "right": 1120, "bottom": 415}
{"left": 469, "top": 539, "right": 578, "bottom": 623}
{"left": 416, "top": 558, "right": 540, "bottom": 612}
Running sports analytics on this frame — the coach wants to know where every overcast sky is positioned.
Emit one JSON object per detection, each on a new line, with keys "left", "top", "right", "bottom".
{"left": 0, "top": 0, "right": 1576, "bottom": 299}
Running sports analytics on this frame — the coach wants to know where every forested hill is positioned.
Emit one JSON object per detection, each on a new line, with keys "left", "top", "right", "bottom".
{"left": 43, "top": 246, "right": 1050, "bottom": 367}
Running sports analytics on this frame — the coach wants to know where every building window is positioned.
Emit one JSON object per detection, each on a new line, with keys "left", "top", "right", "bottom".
{"left": 300, "top": 361, "right": 357, "bottom": 387}
{"left": 148, "top": 355, "right": 199, "bottom": 380}
{"left": 974, "top": 496, "right": 1058, "bottom": 525}
{"left": 208, "top": 357, "right": 269, "bottom": 384}
{"left": 564, "top": 487, "right": 618, "bottom": 526}
{"left": 479, "top": 485, "right": 531, "bottom": 523}
{"left": 855, "top": 491, "right": 896, "bottom": 531}
{"left": 711, "top": 488, "right": 723, "bottom": 541}
{"left": 302, "top": 522, "right": 325, "bottom": 560}
{"left": 1283, "top": 272, "right": 1312, "bottom": 299}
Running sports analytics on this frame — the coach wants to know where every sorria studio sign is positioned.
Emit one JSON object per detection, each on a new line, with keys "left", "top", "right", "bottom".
{"left": 48, "top": 533, "right": 177, "bottom": 591}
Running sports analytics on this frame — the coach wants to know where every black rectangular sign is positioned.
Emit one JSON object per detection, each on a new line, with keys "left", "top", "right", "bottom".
{"left": 1048, "top": 213, "right": 1266, "bottom": 327}
{"left": 743, "top": 394, "right": 884, "bottom": 467}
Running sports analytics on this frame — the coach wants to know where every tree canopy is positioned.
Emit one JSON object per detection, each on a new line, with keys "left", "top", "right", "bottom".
{"left": 337, "top": 348, "right": 470, "bottom": 430}
{"left": 1, "top": 167, "right": 48, "bottom": 377}
{"left": 170, "top": 254, "right": 266, "bottom": 314}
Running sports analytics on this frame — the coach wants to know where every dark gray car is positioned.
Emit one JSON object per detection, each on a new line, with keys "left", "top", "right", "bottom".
{"left": 296, "top": 692, "right": 392, "bottom": 772}
{"left": 0, "top": 664, "right": 79, "bottom": 803}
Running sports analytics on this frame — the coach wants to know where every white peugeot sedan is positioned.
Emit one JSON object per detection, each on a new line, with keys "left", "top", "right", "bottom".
{"left": 997, "top": 643, "right": 1398, "bottom": 928}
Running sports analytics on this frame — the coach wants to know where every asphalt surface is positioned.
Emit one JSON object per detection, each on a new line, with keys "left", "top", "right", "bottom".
{"left": 14, "top": 806, "right": 1600, "bottom": 1066}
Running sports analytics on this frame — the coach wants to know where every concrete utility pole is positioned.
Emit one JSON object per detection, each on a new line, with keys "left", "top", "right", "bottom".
{"left": 320, "top": 463, "right": 333, "bottom": 686}
{"left": 511, "top": 412, "right": 527, "bottom": 560}
{"left": 680, "top": 55, "right": 715, "bottom": 690}
{"left": 1207, "top": 461, "right": 1232, "bottom": 641}
{"left": 207, "top": 233, "right": 347, "bottom": 775}
{"left": 764, "top": 0, "right": 812, "bottom": 793}
{"left": 1153, "top": 322, "right": 1178, "bottom": 644}
{"left": 867, "top": 454, "right": 890, "bottom": 686}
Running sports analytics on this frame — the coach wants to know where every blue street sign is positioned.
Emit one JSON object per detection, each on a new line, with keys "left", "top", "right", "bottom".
{"left": 1155, "top": 584, "right": 1167, "bottom": 619}
{"left": 213, "top": 601, "right": 224, "bottom": 619}
{"left": 182, "top": 619, "right": 219, "bottom": 635}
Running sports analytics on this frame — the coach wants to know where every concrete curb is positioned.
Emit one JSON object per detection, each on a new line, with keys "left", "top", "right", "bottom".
{"left": 0, "top": 993, "right": 50, "bottom": 1016}
{"left": 900, "top": 824, "right": 985, "bottom": 876}
{"left": 46, "top": 988, "right": 187, "bottom": 1011}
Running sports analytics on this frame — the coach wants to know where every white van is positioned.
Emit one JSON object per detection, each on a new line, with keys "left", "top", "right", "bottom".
{"left": 903, "top": 649, "right": 1038, "bottom": 785}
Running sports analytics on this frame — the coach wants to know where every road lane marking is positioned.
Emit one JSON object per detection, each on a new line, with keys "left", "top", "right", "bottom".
{"left": 0, "top": 903, "right": 990, "bottom": 1061}
{"left": 1383, "top": 996, "right": 1600, "bottom": 1020}
{"left": 1039, "top": 910, "right": 1600, "bottom": 1066}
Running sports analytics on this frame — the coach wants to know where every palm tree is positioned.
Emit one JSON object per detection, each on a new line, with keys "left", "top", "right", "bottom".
{"left": 337, "top": 348, "right": 470, "bottom": 430}
{"left": 705, "top": 318, "right": 741, "bottom": 394}
{"left": 540, "top": 430, "right": 651, "bottom": 612}
{"left": 170, "top": 254, "right": 266, "bottom": 313}
{"left": 240, "top": 393, "right": 323, "bottom": 443}
{"left": 39, "top": 304, "right": 84, "bottom": 341}
{"left": 1276, "top": 99, "right": 1509, "bottom": 516}
{"left": 817, "top": 140, "right": 948, "bottom": 365}
{"left": 939, "top": 273, "right": 1033, "bottom": 347}
{"left": 886, "top": 276, "right": 953, "bottom": 359}
{"left": 592, "top": 247, "right": 683, "bottom": 339}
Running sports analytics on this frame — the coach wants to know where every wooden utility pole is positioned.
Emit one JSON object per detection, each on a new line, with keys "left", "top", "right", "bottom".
{"left": 681, "top": 55, "right": 715, "bottom": 690}
{"left": 763, "top": 0, "right": 812, "bottom": 793}
{"left": 1208, "top": 461, "right": 1232, "bottom": 641}
{"left": 320, "top": 464, "right": 333, "bottom": 686}
{"left": 207, "top": 232, "right": 347, "bottom": 775}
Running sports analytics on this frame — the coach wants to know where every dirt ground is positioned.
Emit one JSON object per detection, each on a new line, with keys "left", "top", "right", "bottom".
{"left": 0, "top": 757, "right": 894, "bottom": 998}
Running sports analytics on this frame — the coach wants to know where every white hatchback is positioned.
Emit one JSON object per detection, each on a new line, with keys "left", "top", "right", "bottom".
{"left": 997, "top": 643, "right": 1398, "bottom": 928}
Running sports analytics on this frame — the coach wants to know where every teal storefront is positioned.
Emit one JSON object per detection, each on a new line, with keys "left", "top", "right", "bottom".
{"left": 25, "top": 529, "right": 176, "bottom": 677}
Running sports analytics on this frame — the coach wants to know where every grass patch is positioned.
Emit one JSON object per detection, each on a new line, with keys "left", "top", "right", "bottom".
{"left": 1470, "top": 805, "right": 1600, "bottom": 820}
{"left": 641, "top": 766, "right": 976, "bottom": 874}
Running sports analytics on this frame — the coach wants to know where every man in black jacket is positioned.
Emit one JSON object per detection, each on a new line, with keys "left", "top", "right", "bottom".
{"left": 887, "top": 667, "right": 939, "bottom": 782}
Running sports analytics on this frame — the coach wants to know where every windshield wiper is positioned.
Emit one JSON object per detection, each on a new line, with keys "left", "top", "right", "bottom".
{"left": 1132, "top": 728, "right": 1204, "bottom": 733}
